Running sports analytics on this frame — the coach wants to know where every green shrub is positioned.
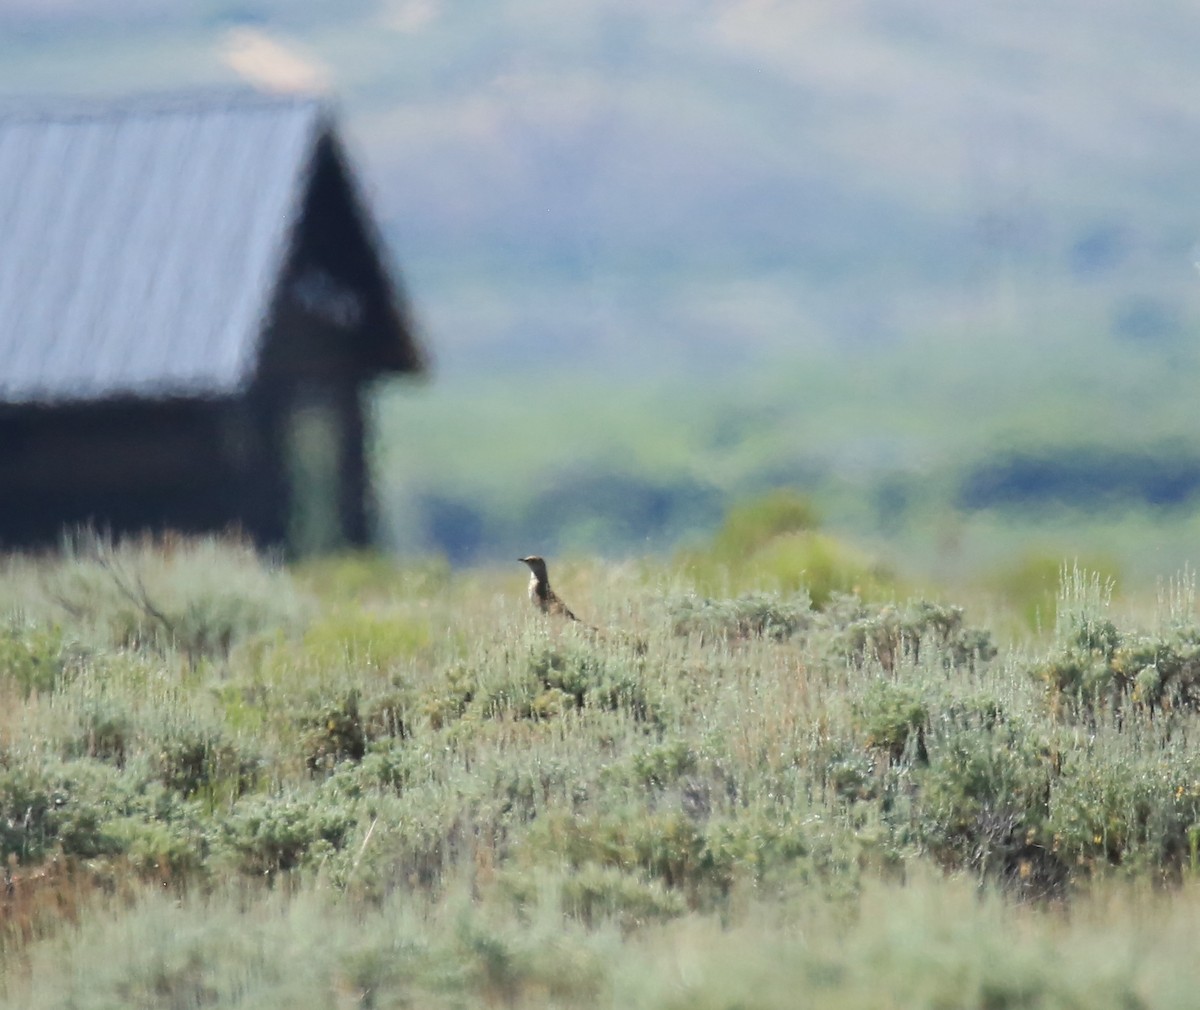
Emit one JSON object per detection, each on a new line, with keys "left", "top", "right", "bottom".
{"left": 700, "top": 811, "right": 815, "bottom": 893}
{"left": 149, "top": 722, "right": 261, "bottom": 800}
{"left": 0, "top": 760, "right": 132, "bottom": 863}
{"left": 458, "top": 643, "right": 653, "bottom": 725}
{"left": 709, "top": 490, "right": 821, "bottom": 561}
{"left": 667, "top": 591, "right": 813, "bottom": 640}
{"left": 1114, "top": 630, "right": 1200, "bottom": 712}
{"left": 1047, "top": 741, "right": 1200, "bottom": 878}
{"left": 328, "top": 738, "right": 422, "bottom": 795}
{"left": 65, "top": 698, "right": 135, "bottom": 767}
{"left": 628, "top": 739, "right": 699, "bottom": 789}
{"left": 298, "top": 690, "right": 369, "bottom": 772}
{"left": 293, "top": 680, "right": 414, "bottom": 774}
{"left": 0, "top": 621, "right": 85, "bottom": 697}
{"left": 524, "top": 808, "right": 707, "bottom": 893}
{"left": 534, "top": 644, "right": 651, "bottom": 721}
{"left": 821, "top": 746, "right": 879, "bottom": 804}
{"left": 107, "top": 814, "right": 211, "bottom": 879}
{"left": 421, "top": 662, "right": 476, "bottom": 729}
{"left": 1033, "top": 608, "right": 1200, "bottom": 718}
{"left": 832, "top": 598, "right": 996, "bottom": 673}
{"left": 854, "top": 681, "right": 929, "bottom": 764}
{"left": 38, "top": 532, "right": 306, "bottom": 659}
{"left": 220, "top": 792, "right": 357, "bottom": 876}
{"left": 361, "top": 682, "right": 414, "bottom": 742}
{"left": 915, "top": 716, "right": 1064, "bottom": 896}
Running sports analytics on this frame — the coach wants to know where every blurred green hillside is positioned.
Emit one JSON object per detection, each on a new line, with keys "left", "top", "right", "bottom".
{"left": 374, "top": 324, "right": 1200, "bottom": 586}
{"left": 5, "top": 1, "right": 1200, "bottom": 578}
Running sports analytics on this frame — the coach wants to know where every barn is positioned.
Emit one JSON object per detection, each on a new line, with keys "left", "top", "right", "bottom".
{"left": 0, "top": 90, "right": 426, "bottom": 554}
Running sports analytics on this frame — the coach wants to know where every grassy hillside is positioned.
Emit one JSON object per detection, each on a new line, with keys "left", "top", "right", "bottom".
{"left": 6, "top": 535, "right": 1200, "bottom": 1005}
{"left": 373, "top": 325, "right": 1200, "bottom": 586}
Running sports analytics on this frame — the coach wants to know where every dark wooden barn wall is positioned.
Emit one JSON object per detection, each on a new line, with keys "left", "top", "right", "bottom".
{"left": 0, "top": 399, "right": 264, "bottom": 547}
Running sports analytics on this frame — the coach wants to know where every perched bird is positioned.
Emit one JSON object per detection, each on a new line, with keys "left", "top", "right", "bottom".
{"left": 518, "top": 555, "right": 579, "bottom": 622}
{"left": 517, "top": 556, "right": 643, "bottom": 651}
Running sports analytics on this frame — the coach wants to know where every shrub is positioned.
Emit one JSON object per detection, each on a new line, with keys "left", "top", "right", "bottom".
{"left": 533, "top": 644, "right": 651, "bottom": 720}
{"left": 64, "top": 698, "right": 135, "bottom": 767}
{"left": 700, "top": 810, "right": 821, "bottom": 895}
{"left": 293, "top": 680, "right": 415, "bottom": 775}
{"left": 524, "top": 808, "right": 707, "bottom": 893}
{"left": 628, "top": 739, "right": 699, "bottom": 790}
{"left": 0, "top": 760, "right": 130, "bottom": 864}
{"left": 854, "top": 681, "right": 929, "bottom": 764}
{"left": 298, "top": 691, "right": 369, "bottom": 772}
{"left": 709, "top": 490, "right": 821, "bottom": 561}
{"left": 458, "top": 643, "right": 653, "bottom": 725}
{"left": 1113, "top": 630, "right": 1200, "bottom": 713}
{"left": 915, "top": 716, "right": 1065, "bottom": 897}
{"left": 361, "top": 683, "right": 414, "bottom": 742}
{"left": 0, "top": 621, "right": 85, "bottom": 697}
{"left": 421, "top": 662, "right": 475, "bottom": 730}
{"left": 667, "top": 591, "right": 813, "bottom": 641}
{"left": 107, "top": 813, "right": 211, "bottom": 880}
{"left": 1033, "top": 613, "right": 1200, "bottom": 718}
{"left": 38, "top": 532, "right": 306, "bottom": 660}
{"left": 220, "top": 792, "right": 357, "bottom": 876}
{"left": 150, "top": 722, "right": 261, "bottom": 800}
{"left": 1046, "top": 743, "right": 1200, "bottom": 878}
{"left": 821, "top": 746, "right": 879, "bottom": 804}
{"left": 833, "top": 599, "right": 996, "bottom": 673}
{"left": 327, "top": 738, "right": 422, "bottom": 796}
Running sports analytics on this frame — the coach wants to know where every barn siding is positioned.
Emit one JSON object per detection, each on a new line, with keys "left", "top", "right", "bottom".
{"left": 0, "top": 400, "right": 248, "bottom": 545}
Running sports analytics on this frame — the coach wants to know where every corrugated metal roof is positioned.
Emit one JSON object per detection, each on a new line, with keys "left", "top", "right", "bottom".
{"left": 0, "top": 91, "right": 337, "bottom": 404}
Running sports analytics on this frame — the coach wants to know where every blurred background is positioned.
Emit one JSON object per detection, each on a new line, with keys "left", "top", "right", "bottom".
{"left": 5, "top": 0, "right": 1200, "bottom": 594}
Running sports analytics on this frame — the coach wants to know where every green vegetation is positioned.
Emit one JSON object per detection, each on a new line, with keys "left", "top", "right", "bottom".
{"left": 6, "top": 536, "right": 1200, "bottom": 1006}
{"left": 675, "top": 489, "right": 898, "bottom": 605}
{"left": 372, "top": 328, "right": 1200, "bottom": 592}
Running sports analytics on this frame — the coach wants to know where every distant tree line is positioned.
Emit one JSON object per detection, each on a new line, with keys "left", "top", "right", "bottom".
{"left": 959, "top": 445, "right": 1200, "bottom": 512}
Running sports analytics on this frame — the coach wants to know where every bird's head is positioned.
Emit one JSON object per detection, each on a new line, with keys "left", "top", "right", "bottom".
{"left": 518, "top": 555, "right": 549, "bottom": 579}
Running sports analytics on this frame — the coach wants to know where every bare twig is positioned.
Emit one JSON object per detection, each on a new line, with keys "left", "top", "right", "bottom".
{"left": 93, "top": 545, "right": 177, "bottom": 643}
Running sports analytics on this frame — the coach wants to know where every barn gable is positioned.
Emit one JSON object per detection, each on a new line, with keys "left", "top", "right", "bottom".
{"left": 0, "top": 90, "right": 426, "bottom": 554}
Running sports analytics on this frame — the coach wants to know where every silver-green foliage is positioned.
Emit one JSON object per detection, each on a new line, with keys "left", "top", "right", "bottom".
{"left": 8, "top": 548, "right": 1200, "bottom": 1006}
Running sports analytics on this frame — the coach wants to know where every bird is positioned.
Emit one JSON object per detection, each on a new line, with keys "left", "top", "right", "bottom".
{"left": 518, "top": 555, "right": 580, "bottom": 622}
{"left": 516, "top": 556, "right": 646, "bottom": 652}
